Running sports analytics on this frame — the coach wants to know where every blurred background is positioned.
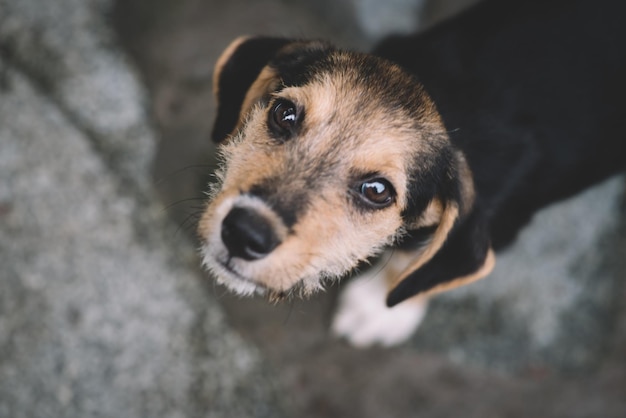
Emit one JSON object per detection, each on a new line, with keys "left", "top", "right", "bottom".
{"left": 1, "top": 0, "right": 624, "bottom": 417}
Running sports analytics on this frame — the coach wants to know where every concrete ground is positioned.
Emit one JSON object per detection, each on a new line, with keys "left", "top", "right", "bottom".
{"left": 113, "top": 0, "right": 626, "bottom": 417}
{"left": 1, "top": 0, "right": 283, "bottom": 416}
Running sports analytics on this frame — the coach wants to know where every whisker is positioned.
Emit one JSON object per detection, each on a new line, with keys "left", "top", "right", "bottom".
{"left": 162, "top": 197, "right": 207, "bottom": 213}
{"left": 283, "top": 297, "right": 296, "bottom": 325}
{"left": 170, "top": 210, "right": 204, "bottom": 238}
{"left": 370, "top": 248, "right": 395, "bottom": 280}
{"left": 175, "top": 213, "right": 203, "bottom": 238}
{"left": 155, "top": 164, "right": 213, "bottom": 186}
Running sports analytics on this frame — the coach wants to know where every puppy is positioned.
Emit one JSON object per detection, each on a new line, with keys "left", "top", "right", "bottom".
{"left": 198, "top": 0, "right": 626, "bottom": 347}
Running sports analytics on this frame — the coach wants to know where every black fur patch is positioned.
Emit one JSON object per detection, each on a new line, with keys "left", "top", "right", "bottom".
{"left": 212, "top": 37, "right": 291, "bottom": 142}
{"left": 268, "top": 42, "right": 334, "bottom": 88}
{"left": 401, "top": 141, "right": 460, "bottom": 223}
{"left": 376, "top": 0, "right": 626, "bottom": 254}
{"left": 387, "top": 206, "right": 490, "bottom": 307}
{"left": 248, "top": 181, "right": 309, "bottom": 230}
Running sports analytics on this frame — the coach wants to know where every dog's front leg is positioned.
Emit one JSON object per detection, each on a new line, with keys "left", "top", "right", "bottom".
{"left": 331, "top": 250, "right": 428, "bottom": 347}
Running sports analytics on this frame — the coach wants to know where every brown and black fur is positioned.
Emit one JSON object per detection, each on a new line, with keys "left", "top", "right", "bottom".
{"left": 199, "top": 0, "right": 626, "bottom": 308}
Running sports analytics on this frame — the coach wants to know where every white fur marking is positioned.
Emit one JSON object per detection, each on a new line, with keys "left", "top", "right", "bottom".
{"left": 331, "top": 267, "right": 428, "bottom": 348}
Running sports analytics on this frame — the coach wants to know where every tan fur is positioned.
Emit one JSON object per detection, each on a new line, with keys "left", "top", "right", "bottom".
{"left": 382, "top": 246, "right": 495, "bottom": 298}
{"left": 419, "top": 248, "right": 496, "bottom": 297}
{"left": 200, "top": 43, "right": 491, "bottom": 302}
{"left": 201, "top": 71, "right": 425, "bottom": 293}
{"left": 415, "top": 198, "right": 444, "bottom": 227}
{"left": 237, "top": 66, "right": 280, "bottom": 134}
{"left": 391, "top": 202, "right": 459, "bottom": 289}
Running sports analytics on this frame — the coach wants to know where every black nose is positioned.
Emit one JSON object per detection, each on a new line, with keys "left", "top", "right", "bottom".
{"left": 221, "top": 207, "right": 281, "bottom": 260}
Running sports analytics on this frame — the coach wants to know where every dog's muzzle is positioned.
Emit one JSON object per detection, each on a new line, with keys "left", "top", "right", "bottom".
{"left": 220, "top": 206, "right": 281, "bottom": 260}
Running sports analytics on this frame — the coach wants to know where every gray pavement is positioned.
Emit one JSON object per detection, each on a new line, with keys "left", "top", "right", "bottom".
{"left": 0, "top": 0, "right": 283, "bottom": 417}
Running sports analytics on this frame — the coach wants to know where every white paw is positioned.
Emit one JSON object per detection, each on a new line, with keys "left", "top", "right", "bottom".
{"left": 331, "top": 269, "right": 428, "bottom": 348}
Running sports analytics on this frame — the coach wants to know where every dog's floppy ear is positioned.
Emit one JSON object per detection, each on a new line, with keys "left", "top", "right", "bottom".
{"left": 387, "top": 150, "right": 495, "bottom": 306}
{"left": 211, "top": 36, "right": 332, "bottom": 142}
{"left": 211, "top": 36, "right": 292, "bottom": 142}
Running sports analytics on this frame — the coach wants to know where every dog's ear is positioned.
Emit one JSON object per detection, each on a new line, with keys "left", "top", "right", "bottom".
{"left": 211, "top": 36, "right": 291, "bottom": 142}
{"left": 211, "top": 36, "right": 332, "bottom": 142}
{"left": 386, "top": 149, "right": 495, "bottom": 306}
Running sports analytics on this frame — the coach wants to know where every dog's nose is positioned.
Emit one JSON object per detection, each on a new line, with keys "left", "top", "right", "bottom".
{"left": 221, "top": 207, "right": 281, "bottom": 260}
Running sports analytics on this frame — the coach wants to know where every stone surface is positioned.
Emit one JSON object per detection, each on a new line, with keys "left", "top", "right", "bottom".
{"left": 0, "top": 0, "right": 283, "bottom": 417}
{"left": 0, "top": 0, "right": 154, "bottom": 192}
{"left": 415, "top": 176, "right": 626, "bottom": 372}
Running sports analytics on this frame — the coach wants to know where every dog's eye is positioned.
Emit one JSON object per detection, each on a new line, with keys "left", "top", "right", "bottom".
{"left": 269, "top": 99, "right": 300, "bottom": 138}
{"left": 358, "top": 178, "right": 395, "bottom": 208}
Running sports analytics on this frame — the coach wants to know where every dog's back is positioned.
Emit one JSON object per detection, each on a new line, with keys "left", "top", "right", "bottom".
{"left": 376, "top": 0, "right": 626, "bottom": 247}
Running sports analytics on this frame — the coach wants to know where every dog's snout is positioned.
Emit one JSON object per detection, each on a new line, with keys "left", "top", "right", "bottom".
{"left": 221, "top": 207, "right": 281, "bottom": 260}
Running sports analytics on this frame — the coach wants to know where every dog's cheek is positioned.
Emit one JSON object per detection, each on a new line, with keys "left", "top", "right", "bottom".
{"left": 218, "top": 135, "right": 289, "bottom": 193}
{"left": 347, "top": 213, "right": 403, "bottom": 256}
{"left": 297, "top": 199, "right": 403, "bottom": 274}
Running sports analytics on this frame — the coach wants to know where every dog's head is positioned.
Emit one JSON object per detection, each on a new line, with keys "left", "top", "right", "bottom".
{"left": 199, "top": 37, "right": 489, "bottom": 302}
